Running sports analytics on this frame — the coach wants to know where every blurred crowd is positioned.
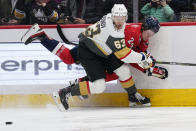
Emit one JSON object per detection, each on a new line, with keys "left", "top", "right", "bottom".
{"left": 0, "top": 0, "right": 195, "bottom": 25}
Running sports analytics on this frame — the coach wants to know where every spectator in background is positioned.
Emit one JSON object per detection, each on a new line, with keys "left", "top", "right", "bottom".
{"left": 167, "top": 0, "right": 187, "bottom": 13}
{"left": 14, "top": 0, "right": 61, "bottom": 25}
{"left": 13, "top": 0, "right": 33, "bottom": 25}
{"left": 0, "top": 0, "right": 19, "bottom": 25}
{"left": 166, "top": 0, "right": 188, "bottom": 21}
{"left": 121, "top": 0, "right": 133, "bottom": 23}
{"left": 102, "top": 0, "right": 115, "bottom": 15}
{"left": 190, "top": 0, "right": 196, "bottom": 12}
{"left": 60, "top": 0, "right": 104, "bottom": 24}
{"left": 55, "top": 0, "right": 72, "bottom": 24}
{"left": 140, "top": 0, "right": 174, "bottom": 22}
{"left": 139, "top": 0, "right": 150, "bottom": 22}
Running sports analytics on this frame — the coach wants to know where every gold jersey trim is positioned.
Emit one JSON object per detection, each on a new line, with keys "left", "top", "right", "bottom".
{"left": 114, "top": 47, "right": 132, "bottom": 60}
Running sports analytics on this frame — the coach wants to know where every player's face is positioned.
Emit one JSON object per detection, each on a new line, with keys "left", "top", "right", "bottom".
{"left": 113, "top": 16, "right": 126, "bottom": 30}
{"left": 142, "top": 29, "right": 155, "bottom": 41}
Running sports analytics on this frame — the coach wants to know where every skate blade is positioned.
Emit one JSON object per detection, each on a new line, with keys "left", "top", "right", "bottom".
{"left": 77, "top": 95, "right": 88, "bottom": 101}
{"left": 78, "top": 96, "right": 85, "bottom": 101}
{"left": 129, "top": 102, "right": 137, "bottom": 107}
{"left": 142, "top": 103, "right": 151, "bottom": 107}
{"left": 21, "top": 23, "right": 40, "bottom": 43}
{"left": 52, "top": 92, "right": 66, "bottom": 112}
{"left": 129, "top": 102, "right": 151, "bottom": 108}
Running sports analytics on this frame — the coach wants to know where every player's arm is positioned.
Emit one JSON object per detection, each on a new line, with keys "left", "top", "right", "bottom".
{"left": 134, "top": 41, "right": 149, "bottom": 53}
{"left": 129, "top": 37, "right": 168, "bottom": 79}
{"left": 114, "top": 47, "right": 153, "bottom": 69}
{"left": 129, "top": 54, "right": 168, "bottom": 79}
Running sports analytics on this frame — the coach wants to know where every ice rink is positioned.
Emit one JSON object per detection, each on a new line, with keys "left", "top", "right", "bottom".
{"left": 1, "top": 106, "right": 196, "bottom": 131}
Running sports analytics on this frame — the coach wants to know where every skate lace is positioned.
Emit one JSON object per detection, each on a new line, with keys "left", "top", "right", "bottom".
{"left": 135, "top": 92, "right": 145, "bottom": 101}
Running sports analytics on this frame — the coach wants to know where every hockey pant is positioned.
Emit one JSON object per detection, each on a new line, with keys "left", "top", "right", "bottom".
{"left": 77, "top": 64, "right": 136, "bottom": 95}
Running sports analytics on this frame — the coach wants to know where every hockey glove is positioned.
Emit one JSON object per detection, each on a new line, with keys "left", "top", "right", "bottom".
{"left": 138, "top": 52, "right": 154, "bottom": 69}
{"left": 147, "top": 66, "right": 168, "bottom": 79}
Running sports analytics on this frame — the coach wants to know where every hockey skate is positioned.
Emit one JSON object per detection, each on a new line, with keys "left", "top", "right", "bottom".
{"left": 21, "top": 23, "right": 46, "bottom": 45}
{"left": 52, "top": 87, "right": 71, "bottom": 111}
{"left": 129, "top": 92, "right": 151, "bottom": 107}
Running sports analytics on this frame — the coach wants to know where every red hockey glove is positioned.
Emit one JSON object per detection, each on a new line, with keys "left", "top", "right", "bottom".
{"left": 147, "top": 66, "right": 168, "bottom": 79}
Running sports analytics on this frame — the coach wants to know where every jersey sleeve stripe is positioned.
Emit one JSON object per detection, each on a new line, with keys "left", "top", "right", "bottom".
{"left": 52, "top": 42, "right": 64, "bottom": 55}
{"left": 92, "top": 41, "right": 110, "bottom": 56}
{"left": 114, "top": 47, "right": 132, "bottom": 60}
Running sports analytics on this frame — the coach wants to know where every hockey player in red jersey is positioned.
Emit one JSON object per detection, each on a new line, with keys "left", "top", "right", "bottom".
{"left": 124, "top": 16, "right": 168, "bottom": 79}
{"left": 21, "top": 12, "right": 167, "bottom": 109}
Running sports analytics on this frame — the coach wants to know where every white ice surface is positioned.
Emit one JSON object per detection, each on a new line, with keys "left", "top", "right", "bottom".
{"left": 1, "top": 106, "right": 196, "bottom": 131}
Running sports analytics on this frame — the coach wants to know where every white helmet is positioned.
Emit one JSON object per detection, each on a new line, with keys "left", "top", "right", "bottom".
{"left": 111, "top": 4, "right": 128, "bottom": 19}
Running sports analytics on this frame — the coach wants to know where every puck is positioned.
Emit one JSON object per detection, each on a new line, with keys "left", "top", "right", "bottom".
{"left": 5, "top": 122, "right": 13, "bottom": 125}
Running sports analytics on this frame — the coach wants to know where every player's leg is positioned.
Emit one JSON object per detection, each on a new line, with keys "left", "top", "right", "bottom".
{"left": 21, "top": 23, "right": 76, "bottom": 64}
{"left": 54, "top": 43, "right": 107, "bottom": 110}
{"left": 105, "top": 54, "right": 150, "bottom": 106}
{"left": 114, "top": 64, "right": 151, "bottom": 107}
{"left": 76, "top": 72, "right": 119, "bottom": 101}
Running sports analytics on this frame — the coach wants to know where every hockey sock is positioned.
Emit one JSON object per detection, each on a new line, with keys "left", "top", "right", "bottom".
{"left": 124, "top": 85, "right": 137, "bottom": 101}
{"left": 69, "top": 83, "right": 81, "bottom": 96}
{"left": 41, "top": 37, "right": 59, "bottom": 52}
{"left": 119, "top": 76, "right": 135, "bottom": 89}
{"left": 78, "top": 81, "right": 90, "bottom": 95}
{"left": 124, "top": 85, "right": 137, "bottom": 95}
{"left": 70, "top": 46, "right": 79, "bottom": 64}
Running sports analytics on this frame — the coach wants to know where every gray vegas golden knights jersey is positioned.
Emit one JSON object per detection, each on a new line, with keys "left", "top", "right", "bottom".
{"left": 78, "top": 13, "right": 132, "bottom": 59}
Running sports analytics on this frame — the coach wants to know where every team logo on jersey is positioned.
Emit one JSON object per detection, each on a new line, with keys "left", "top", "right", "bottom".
{"left": 33, "top": 9, "right": 48, "bottom": 22}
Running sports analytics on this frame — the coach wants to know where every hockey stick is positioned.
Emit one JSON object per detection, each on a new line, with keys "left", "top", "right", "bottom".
{"left": 156, "top": 61, "right": 196, "bottom": 66}
{"left": 56, "top": 24, "right": 78, "bottom": 46}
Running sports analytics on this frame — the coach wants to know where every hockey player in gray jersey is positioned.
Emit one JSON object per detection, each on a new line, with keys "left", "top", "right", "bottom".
{"left": 54, "top": 4, "right": 153, "bottom": 110}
